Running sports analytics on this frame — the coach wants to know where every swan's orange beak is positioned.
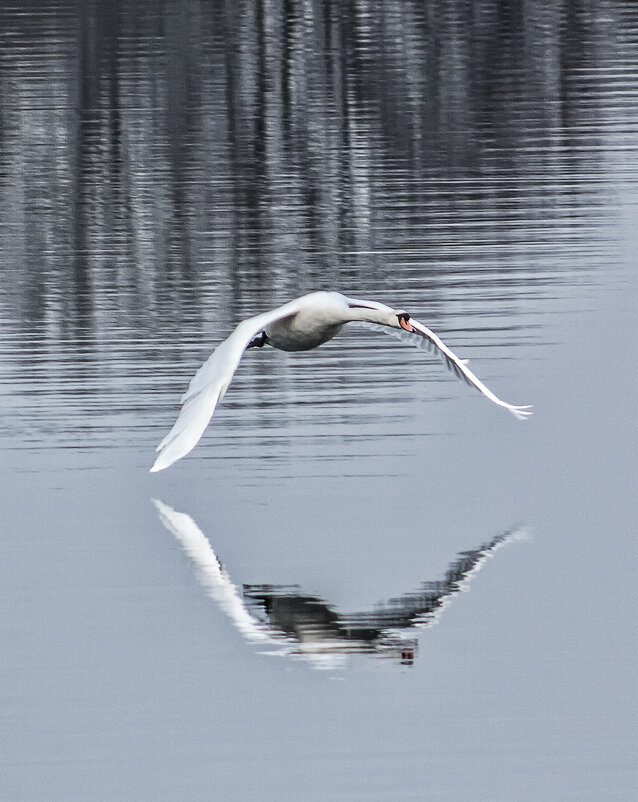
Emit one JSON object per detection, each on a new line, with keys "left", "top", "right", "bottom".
{"left": 399, "top": 316, "right": 413, "bottom": 332}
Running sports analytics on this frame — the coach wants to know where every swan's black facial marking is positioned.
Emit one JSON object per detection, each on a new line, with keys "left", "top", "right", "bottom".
{"left": 397, "top": 312, "right": 413, "bottom": 332}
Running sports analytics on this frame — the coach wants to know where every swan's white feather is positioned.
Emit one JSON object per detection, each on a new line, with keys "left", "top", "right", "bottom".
{"left": 345, "top": 295, "right": 532, "bottom": 420}
{"left": 406, "top": 318, "right": 532, "bottom": 419}
{"left": 150, "top": 297, "right": 305, "bottom": 472}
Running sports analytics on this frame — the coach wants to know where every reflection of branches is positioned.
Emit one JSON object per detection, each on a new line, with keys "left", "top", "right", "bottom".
{"left": 0, "top": 1, "right": 618, "bottom": 330}
{"left": 155, "top": 500, "right": 527, "bottom": 669}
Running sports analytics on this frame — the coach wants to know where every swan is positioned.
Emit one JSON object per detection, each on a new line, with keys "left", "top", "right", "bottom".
{"left": 150, "top": 291, "right": 531, "bottom": 472}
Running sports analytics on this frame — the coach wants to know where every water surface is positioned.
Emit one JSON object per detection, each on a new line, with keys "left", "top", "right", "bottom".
{"left": 1, "top": 2, "right": 638, "bottom": 800}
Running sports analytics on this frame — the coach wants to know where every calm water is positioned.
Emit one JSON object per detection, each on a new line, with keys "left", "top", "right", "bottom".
{"left": 1, "top": 2, "right": 638, "bottom": 799}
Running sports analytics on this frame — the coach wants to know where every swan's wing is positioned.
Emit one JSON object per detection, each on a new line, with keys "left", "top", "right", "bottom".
{"left": 345, "top": 295, "right": 532, "bottom": 420}
{"left": 401, "top": 317, "right": 533, "bottom": 419}
{"left": 150, "top": 297, "right": 304, "bottom": 472}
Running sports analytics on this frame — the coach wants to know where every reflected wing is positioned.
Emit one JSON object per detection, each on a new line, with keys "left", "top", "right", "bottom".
{"left": 153, "top": 500, "right": 278, "bottom": 644}
{"left": 345, "top": 295, "right": 532, "bottom": 420}
{"left": 150, "top": 297, "right": 304, "bottom": 472}
{"left": 374, "top": 526, "right": 528, "bottom": 634}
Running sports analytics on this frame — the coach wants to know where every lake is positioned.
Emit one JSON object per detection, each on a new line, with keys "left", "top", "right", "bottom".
{"left": 1, "top": 2, "right": 637, "bottom": 800}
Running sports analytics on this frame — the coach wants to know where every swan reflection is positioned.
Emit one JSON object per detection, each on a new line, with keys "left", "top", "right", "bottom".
{"left": 154, "top": 500, "right": 526, "bottom": 668}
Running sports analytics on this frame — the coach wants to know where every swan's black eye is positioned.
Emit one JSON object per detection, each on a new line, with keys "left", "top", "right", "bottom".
{"left": 398, "top": 313, "right": 410, "bottom": 323}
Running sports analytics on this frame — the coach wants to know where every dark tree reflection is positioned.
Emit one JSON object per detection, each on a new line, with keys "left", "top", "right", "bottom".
{"left": 0, "top": 0, "right": 635, "bottom": 335}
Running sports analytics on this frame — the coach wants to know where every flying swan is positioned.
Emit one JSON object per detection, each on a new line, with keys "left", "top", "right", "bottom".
{"left": 150, "top": 291, "right": 531, "bottom": 472}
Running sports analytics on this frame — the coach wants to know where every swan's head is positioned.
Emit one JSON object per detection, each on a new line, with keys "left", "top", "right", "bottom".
{"left": 394, "top": 311, "right": 413, "bottom": 332}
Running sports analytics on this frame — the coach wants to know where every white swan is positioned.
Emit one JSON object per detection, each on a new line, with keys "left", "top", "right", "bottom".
{"left": 151, "top": 291, "right": 531, "bottom": 472}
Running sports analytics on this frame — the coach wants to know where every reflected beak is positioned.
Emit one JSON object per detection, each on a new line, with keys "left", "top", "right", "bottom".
{"left": 399, "top": 317, "right": 413, "bottom": 332}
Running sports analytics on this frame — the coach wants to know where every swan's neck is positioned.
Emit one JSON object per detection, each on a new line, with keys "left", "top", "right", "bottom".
{"left": 345, "top": 307, "right": 397, "bottom": 327}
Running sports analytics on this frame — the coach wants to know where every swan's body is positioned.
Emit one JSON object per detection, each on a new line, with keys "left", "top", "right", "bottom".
{"left": 261, "top": 291, "right": 349, "bottom": 351}
{"left": 151, "top": 291, "right": 531, "bottom": 472}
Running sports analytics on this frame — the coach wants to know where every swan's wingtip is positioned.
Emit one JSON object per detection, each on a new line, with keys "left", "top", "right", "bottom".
{"left": 149, "top": 456, "right": 167, "bottom": 473}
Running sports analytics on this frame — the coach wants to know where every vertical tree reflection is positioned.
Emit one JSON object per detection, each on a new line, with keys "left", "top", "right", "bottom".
{"left": 0, "top": 0, "right": 634, "bottom": 333}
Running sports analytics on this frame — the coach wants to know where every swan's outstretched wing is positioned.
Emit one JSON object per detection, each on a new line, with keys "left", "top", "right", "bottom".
{"left": 150, "top": 297, "right": 304, "bottom": 472}
{"left": 345, "top": 295, "right": 532, "bottom": 420}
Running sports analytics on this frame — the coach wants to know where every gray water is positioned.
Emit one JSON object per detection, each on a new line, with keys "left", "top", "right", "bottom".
{"left": 1, "top": 2, "right": 638, "bottom": 799}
